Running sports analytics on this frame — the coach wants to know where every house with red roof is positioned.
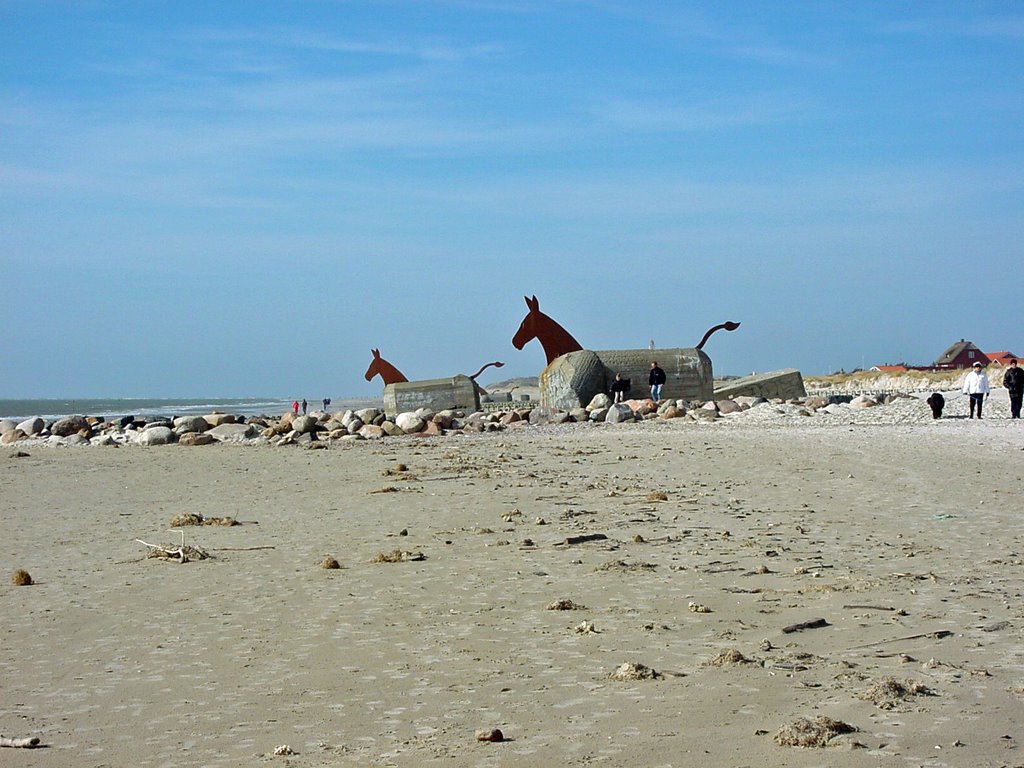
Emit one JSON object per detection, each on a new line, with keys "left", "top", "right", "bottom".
{"left": 984, "top": 351, "right": 1020, "bottom": 366}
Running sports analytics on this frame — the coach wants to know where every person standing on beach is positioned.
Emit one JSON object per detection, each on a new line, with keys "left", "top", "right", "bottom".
{"left": 962, "top": 362, "right": 990, "bottom": 419}
{"left": 1003, "top": 359, "right": 1024, "bottom": 419}
{"left": 301, "top": 399, "right": 308, "bottom": 415}
{"left": 322, "top": 397, "right": 331, "bottom": 412}
{"left": 292, "top": 400, "right": 299, "bottom": 415}
{"left": 649, "top": 361, "right": 666, "bottom": 402}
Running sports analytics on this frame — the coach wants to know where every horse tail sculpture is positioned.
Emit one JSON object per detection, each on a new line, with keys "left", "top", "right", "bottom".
{"left": 511, "top": 295, "right": 584, "bottom": 365}
{"left": 695, "top": 321, "right": 741, "bottom": 351}
{"left": 364, "top": 348, "right": 409, "bottom": 385}
{"left": 468, "top": 361, "right": 505, "bottom": 381}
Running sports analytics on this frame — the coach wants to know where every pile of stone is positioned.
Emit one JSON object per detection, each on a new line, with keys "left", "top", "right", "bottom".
{"left": 0, "top": 391, "right": 926, "bottom": 448}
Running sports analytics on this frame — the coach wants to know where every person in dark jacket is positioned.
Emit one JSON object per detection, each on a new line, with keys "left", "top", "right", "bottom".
{"left": 1003, "top": 358, "right": 1024, "bottom": 419}
{"left": 649, "top": 361, "right": 666, "bottom": 401}
{"left": 610, "top": 373, "right": 630, "bottom": 404}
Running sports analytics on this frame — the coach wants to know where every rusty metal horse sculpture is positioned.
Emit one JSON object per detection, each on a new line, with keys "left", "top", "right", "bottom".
{"left": 511, "top": 295, "right": 584, "bottom": 365}
{"left": 364, "top": 349, "right": 505, "bottom": 387}
{"left": 364, "top": 349, "right": 409, "bottom": 385}
{"left": 512, "top": 295, "right": 739, "bottom": 363}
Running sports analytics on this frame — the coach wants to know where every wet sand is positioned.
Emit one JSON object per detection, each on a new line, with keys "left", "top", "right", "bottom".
{"left": 2, "top": 417, "right": 1024, "bottom": 766}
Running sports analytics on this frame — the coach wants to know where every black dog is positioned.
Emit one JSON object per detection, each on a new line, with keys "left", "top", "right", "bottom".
{"left": 926, "top": 392, "right": 945, "bottom": 419}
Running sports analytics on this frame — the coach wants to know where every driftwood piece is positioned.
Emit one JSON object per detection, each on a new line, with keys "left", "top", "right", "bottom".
{"left": 847, "top": 630, "right": 954, "bottom": 650}
{"left": 0, "top": 735, "right": 41, "bottom": 748}
{"left": 782, "top": 618, "right": 830, "bottom": 634}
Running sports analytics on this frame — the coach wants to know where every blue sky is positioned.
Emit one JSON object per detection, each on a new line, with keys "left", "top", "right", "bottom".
{"left": 2, "top": 1, "right": 1022, "bottom": 398}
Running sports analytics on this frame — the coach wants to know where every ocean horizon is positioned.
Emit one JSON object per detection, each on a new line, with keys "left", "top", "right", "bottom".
{"left": 0, "top": 396, "right": 383, "bottom": 423}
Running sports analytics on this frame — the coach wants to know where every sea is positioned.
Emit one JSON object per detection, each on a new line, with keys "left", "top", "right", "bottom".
{"left": 0, "top": 397, "right": 382, "bottom": 423}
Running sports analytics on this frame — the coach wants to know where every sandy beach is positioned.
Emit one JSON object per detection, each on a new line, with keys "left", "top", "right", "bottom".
{"left": 3, "top": 407, "right": 1024, "bottom": 767}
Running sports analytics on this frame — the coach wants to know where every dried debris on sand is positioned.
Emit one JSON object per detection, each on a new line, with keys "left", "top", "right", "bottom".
{"left": 597, "top": 559, "right": 657, "bottom": 572}
{"left": 773, "top": 716, "right": 857, "bottom": 747}
{"left": 372, "top": 549, "right": 426, "bottom": 563}
{"left": 142, "top": 543, "right": 210, "bottom": 562}
{"left": 706, "top": 648, "right": 755, "bottom": 667}
{"left": 546, "top": 598, "right": 586, "bottom": 611}
{"left": 859, "top": 678, "right": 935, "bottom": 709}
{"left": 169, "top": 512, "right": 239, "bottom": 527}
{"left": 610, "top": 662, "right": 660, "bottom": 681}
{"left": 11, "top": 569, "right": 32, "bottom": 586}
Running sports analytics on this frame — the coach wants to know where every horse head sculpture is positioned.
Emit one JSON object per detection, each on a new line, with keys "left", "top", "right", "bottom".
{"left": 695, "top": 321, "right": 741, "bottom": 350}
{"left": 364, "top": 349, "right": 409, "bottom": 385}
{"left": 511, "top": 295, "right": 584, "bottom": 365}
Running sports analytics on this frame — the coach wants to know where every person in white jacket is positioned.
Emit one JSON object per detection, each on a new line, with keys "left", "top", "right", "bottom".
{"left": 962, "top": 361, "right": 991, "bottom": 419}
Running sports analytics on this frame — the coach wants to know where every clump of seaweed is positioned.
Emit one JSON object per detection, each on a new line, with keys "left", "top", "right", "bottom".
{"left": 860, "top": 678, "right": 934, "bottom": 710}
{"left": 610, "top": 662, "right": 660, "bottom": 681}
{"left": 774, "top": 716, "right": 857, "bottom": 748}
{"left": 706, "top": 649, "right": 754, "bottom": 667}
{"left": 11, "top": 569, "right": 32, "bottom": 586}
{"left": 321, "top": 556, "right": 341, "bottom": 569}
{"left": 546, "top": 598, "right": 585, "bottom": 611}
{"left": 645, "top": 491, "right": 669, "bottom": 502}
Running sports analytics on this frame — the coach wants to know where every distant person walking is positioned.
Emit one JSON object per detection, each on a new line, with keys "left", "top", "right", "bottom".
{"left": 292, "top": 400, "right": 300, "bottom": 415}
{"left": 649, "top": 361, "right": 666, "bottom": 402}
{"left": 301, "top": 399, "right": 308, "bottom": 415}
{"left": 322, "top": 397, "right": 331, "bottom": 412}
{"left": 962, "top": 362, "right": 990, "bottom": 419}
{"left": 1003, "top": 359, "right": 1024, "bottom": 419}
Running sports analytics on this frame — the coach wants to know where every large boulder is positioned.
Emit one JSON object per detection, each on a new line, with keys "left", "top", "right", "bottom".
{"left": 16, "top": 417, "right": 45, "bottom": 436}
{"left": 1, "top": 429, "right": 27, "bottom": 444}
{"left": 605, "top": 403, "right": 635, "bottom": 423}
{"left": 204, "top": 413, "right": 237, "bottom": 427}
{"left": 0, "top": 419, "right": 16, "bottom": 435}
{"left": 528, "top": 406, "right": 571, "bottom": 425}
{"left": 395, "top": 412, "right": 426, "bottom": 433}
{"left": 586, "top": 393, "right": 612, "bottom": 412}
{"left": 179, "top": 432, "right": 215, "bottom": 446}
{"left": 358, "top": 424, "right": 386, "bottom": 439}
{"left": 292, "top": 415, "right": 318, "bottom": 434}
{"left": 540, "top": 350, "right": 606, "bottom": 410}
{"left": 51, "top": 416, "right": 90, "bottom": 437}
{"left": 208, "top": 423, "right": 256, "bottom": 441}
{"left": 173, "top": 415, "right": 211, "bottom": 434}
{"left": 355, "top": 408, "right": 381, "bottom": 424}
{"left": 139, "top": 426, "right": 175, "bottom": 446}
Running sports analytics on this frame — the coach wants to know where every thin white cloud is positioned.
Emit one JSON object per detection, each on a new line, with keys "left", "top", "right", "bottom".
{"left": 596, "top": 91, "right": 818, "bottom": 133}
{"left": 884, "top": 15, "right": 1024, "bottom": 40}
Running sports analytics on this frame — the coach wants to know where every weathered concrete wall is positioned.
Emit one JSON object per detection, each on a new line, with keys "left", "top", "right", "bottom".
{"left": 713, "top": 369, "right": 806, "bottom": 400}
{"left": 383, "top": 375, "right": 479, "bottom": 418}
{"left": 540, "top": 348, "right": 713, "bottom": 410}
{"left": 595, "top": 348, "right": 713, "bottom": 402}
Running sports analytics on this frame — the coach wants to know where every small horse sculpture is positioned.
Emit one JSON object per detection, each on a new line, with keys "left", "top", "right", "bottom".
{"left": 364, "top": 349, "right": 505, "bottom": 387}
{"left": 511, "top": 295, "right": 584, "bottom": 364}
{"left": 364, "top": 349, "right": 409, "bottom": 385}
